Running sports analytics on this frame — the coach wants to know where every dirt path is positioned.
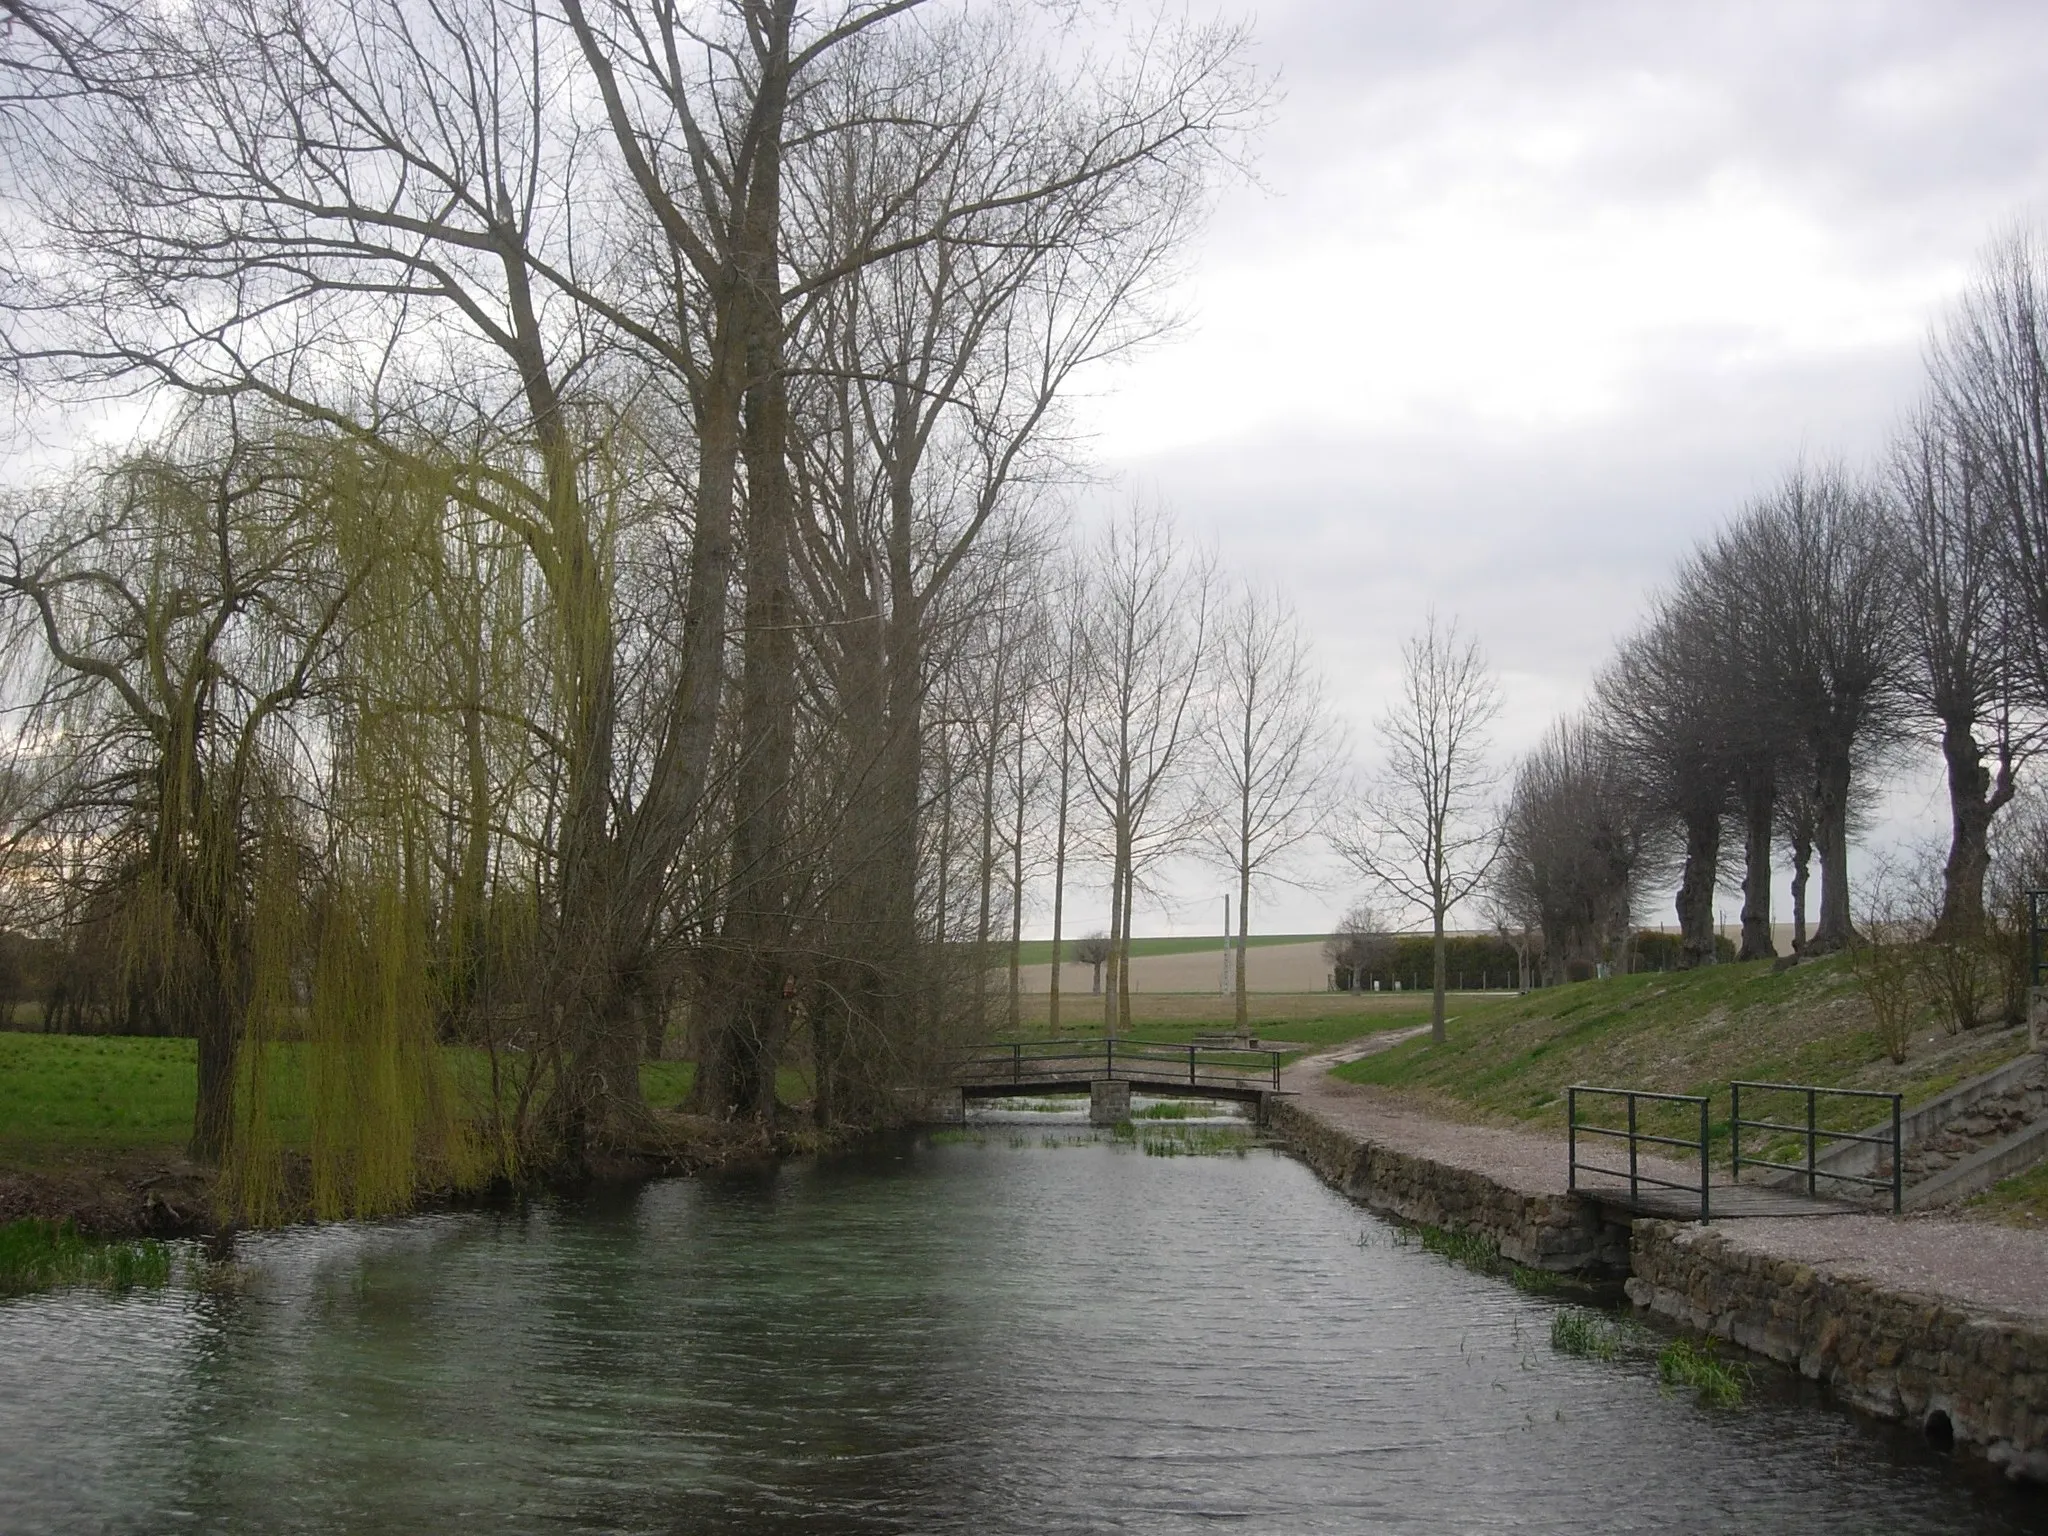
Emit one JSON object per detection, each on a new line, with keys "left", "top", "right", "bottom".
{"left": 1280, "top": 1052, "right": 2048, "bottom": 1326}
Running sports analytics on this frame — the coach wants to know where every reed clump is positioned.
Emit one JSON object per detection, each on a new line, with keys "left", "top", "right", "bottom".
{"left": 0, "top": 1218, "right": 172, "bottom": 1298}
{"left": 1657, "top": 1335, "right": 1748, "bottom": 1407}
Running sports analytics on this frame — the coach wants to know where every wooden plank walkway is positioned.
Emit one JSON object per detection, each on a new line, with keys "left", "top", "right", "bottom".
{"left": 1573, "top": 1179, "right": 1864, "bottom": 1221}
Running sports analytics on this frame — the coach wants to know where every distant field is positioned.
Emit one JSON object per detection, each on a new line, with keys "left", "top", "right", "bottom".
{"left": 1003, "top": 933, "right": 1328, "bottom": 966}
{"left": 992, "top": 990, "right": 1432, "bottom": 1057}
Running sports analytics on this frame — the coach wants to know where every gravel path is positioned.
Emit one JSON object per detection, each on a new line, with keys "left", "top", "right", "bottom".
{"left": 1283, "top": 1044, "right": 2048, "bottom": 1326}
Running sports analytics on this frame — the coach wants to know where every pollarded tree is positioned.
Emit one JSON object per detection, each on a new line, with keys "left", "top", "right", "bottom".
{"left": 1890, "top": 403, "right": 2032, "bottom": 938}
{"left": 1200, "top": 584, "right": 1341, "bottom": 1031}
{"left": 1496, "top": 717, "right": 1657, "bottom": 984}
{"left": 1724, "top": 467, "right": 1907, "bottom": 954}
{"left": 1334, "top": 612, "right": 1501, "bottom": 1044}
{"left": 1596, "top": 603, "right": 1733, "bottom": 968}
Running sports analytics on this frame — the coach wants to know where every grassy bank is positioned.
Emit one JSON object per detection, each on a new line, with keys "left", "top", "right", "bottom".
{"left": 1969, "top": 1162, "right": 2048, "bottom": 1228}
{"left": 1333, "top": 958, "right": 2032, "bottom": 1146}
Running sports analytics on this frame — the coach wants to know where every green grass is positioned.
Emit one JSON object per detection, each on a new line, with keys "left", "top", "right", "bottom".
{"left": 1966, "top": 1160, "right": 2048, "bottom": 1227}
{"left": 1005, "top": 933, "right": 1329, "bottom": 966}
{"left": 0, "top": 1034, "right": 200, "bottom": 1155}
{"left": 0, "top": 1034, "right": 805, "bottom": 1163}
{"left": 1658, "top": 1336, "right": 1748, "bottom": 1408}
{"left": 1135, "top": 1124, "right": 1253, "bottom": 1157}
{"left": 1330, "top": 957, "right": 2030, "bottom": 1147}
{"left": 0, "top": 1218, "right": 173, "bottom": 1298}
{"left": 1551, "top": 1308, "right": 1630, "bottom": 1360}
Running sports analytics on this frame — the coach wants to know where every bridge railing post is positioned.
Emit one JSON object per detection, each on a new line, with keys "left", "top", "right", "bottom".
{"left": 1627, "top": 1093, "right": 1638, "bottom": 1206}
{"left": 1700, "top": 1094, "right": 1711, "bottom": 1225}
{"left": 1567, "top": 1087, "right": 1576, "bottom": 1193}
{"left": 1891, "top": 1094, "right": 1903, "bottom": 1215}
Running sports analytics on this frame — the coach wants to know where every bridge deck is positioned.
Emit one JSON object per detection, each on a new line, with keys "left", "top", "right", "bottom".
{"left": 956, "top": 1038, "right": 1285, "bottom": 1102}
{"left": 1574, "top": 1180, "right": 1862, "bottom": 1221}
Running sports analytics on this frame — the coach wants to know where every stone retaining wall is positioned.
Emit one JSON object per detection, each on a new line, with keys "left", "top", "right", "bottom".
{"left": 1627, "top": 1220, "right": 2048, "bottom": 1482}
{"left": 1266, "top": 1098, "right": 1630, "bottom": 1274}
{"left": 1271, "top": 1096, "right": 2048, "bottom": 1483}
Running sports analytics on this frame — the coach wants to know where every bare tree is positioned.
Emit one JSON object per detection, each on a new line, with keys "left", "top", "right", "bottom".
{"left": 1335, "top": 612, "right": 1501, "bottom": 1043}
{"left": 1890, "top": 403, "right": 2032, "bottom": 937}
{"left": 1496, "top": 717, "right": 1656, "bottom": 985}
{"left": 1039, "top": 571, "right": 1088, "bottom": 1034}
{"left": 1077, "top": 501, "right": 1213, "bottom": 1036}
{"left": 1596, "top": 605, "right": 1732, "bottom": 967}
{"left": 1200, "top": 583, "right": 1339, "bottom": 1029}
{"left": 1689, "top": 468, "right": 1904, "bottom": 956}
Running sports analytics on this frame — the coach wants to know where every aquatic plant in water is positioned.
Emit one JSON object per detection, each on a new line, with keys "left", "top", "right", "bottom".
{"left": 0, "top": 1219, "right": 172, "bottom": 1299}
{"left": 1657, "top": 1336, "right": 1747, "bottom": 1408}
{"left": 1550, "top": 1308, "right": 1627, "bottom": 1360}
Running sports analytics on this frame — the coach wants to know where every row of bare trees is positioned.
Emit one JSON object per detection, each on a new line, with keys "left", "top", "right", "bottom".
{"left": 1494, "top": 224, "right": 2048, "bottom": 987}
{"left": 0, "top": 0, "right": 1266, "bottom": 1207}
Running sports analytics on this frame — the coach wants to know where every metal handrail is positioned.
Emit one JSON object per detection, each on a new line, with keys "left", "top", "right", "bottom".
{"left": 1730, "top": 1081, "right": 1902, "bottom": 1214}
{"left": 1568, "top": 1085, "right": 1712, "bottom": 1223}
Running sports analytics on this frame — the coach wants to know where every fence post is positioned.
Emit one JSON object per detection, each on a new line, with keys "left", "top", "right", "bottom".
{"left": 1892, "top": 1094, "right": 1903, "bottom": 1216}
{"left": 1731, "top": 1082, "right": 1743, "bottom": 1183}
{"left": 1106, "top": 1035, "right": 1114, "bottom": 1080}
{"left": 1627, "top": 1094, "right": 1639, "bottom": 1205}
{"left": 1188, "top": 1044, "right": 1196, "bottom": 1087}
{"left": 1567, "top": 1088, "right": 1577, "bottom": 1193}
{"left": 1806, "top": 1087, "right": 1817, "bottom": 1197}
{"left": 1699, "top": 1096, "right": 1711, "bottom": 1224}
{"left": 1012, "top": 1042, "right": 1020, "bottom": 1086}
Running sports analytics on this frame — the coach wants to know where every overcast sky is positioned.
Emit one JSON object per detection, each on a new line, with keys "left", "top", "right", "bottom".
{"left": 1057, "top": 0, "right": 2048, "bottom": 940}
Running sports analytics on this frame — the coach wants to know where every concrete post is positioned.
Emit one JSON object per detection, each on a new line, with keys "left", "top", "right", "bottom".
{"left": 1089, "top": 1079, "right": 1131, "bottom": 1125}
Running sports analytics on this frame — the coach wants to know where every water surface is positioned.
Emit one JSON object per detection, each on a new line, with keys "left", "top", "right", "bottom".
{"left": 1, "top": 1122, "right": 2042, "bottom": 1534}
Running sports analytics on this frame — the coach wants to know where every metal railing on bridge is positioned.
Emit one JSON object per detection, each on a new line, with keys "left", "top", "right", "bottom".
{"left": 957, "top": 1037, "right": 1284, "bottom": 1096}
{"left": 1730, "top": 1081, "right": 1903, "bottom": 1214}
{"left": 1567, "top": 1085, "right": 1713, "bottom": 1221}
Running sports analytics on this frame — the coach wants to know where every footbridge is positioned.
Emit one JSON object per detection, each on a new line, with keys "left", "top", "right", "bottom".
{"left": 953, "top": 1037, "right": 1287, "bottom": 1121}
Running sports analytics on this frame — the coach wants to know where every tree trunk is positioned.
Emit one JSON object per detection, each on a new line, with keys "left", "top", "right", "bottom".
{"left": 1048, "top": 743, "right": 1069, "bottom": 1033}
{"left": 1934, "top": 714, "right": 2012, "bottom": 941}
{"left": 1234, "top": 850, "right": 1251, "bottom": 1033}
{"left": 1430, "top": 905, "right": 1448, "bottom": 1044}
{"left": 1675, "top": 805, "right": 1721, "bottom": 968}
{"left": 1118, "top": 859, "right": 1135, "bottom": 1036}
{"left": 1103, "top": 826, "right": 1124, "bottom": 1036}
{"left": 1737, "top": 770, "right": 1777, "bottom": 961}
{"left": 1808, "top": 752, "right": 1856, "bottom": 954}
{"left": 1789, "top": 826, "right": 1813, "bottom": 953}
{"left": 1007, "top": 717, "right": 1026, "bottom": 1034}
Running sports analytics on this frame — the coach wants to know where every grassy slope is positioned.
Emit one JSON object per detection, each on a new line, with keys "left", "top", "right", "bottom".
{"left": 1333, "top": 957, "right": 2032, "bottom": 1145}
{"left": 0, "top": 1034, "right": 808, "bottom": 1165}
{"left": 1969, "top": 1162, "right": 2048, "bottom": 1228}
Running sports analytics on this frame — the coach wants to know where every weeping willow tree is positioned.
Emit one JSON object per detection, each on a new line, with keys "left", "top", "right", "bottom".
{"left": 0, "top": 408, "right": 359, "bottom": 1165}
